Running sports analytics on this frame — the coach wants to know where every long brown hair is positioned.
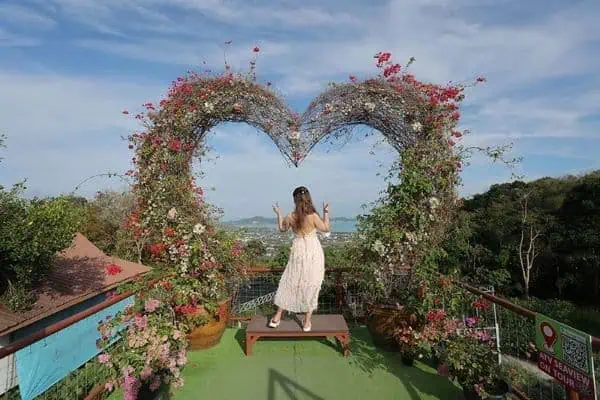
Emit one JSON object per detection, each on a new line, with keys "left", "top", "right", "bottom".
{"left": 292, "top": 186, "right": 316, "bottom": 230}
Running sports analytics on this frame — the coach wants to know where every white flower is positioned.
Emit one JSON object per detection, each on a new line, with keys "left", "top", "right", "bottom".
{"left": 167, "top": 207, "right": 178, "bottom": 220}
{"left": 411, "top": 122, "right": 423, "bottom": 132}
{"left": 364, "top": 102, "right": 376, "bottom": 112}
{"left": 405, "top": 232, "right": 418, "bottom": 245}
{"left": 288, "top": 130, "right": 300, "bottom": 140}
{"left": 428, "top": 197, "right": 440, "bottom": 209}
{"left": 204, "top": 102, "right": 215, "bottom": 112}
{"left": 193, "top": 223, "right": 206, "bottom": 235}
{"left": 372, "top": 240, "right": 386, "bottom": 256}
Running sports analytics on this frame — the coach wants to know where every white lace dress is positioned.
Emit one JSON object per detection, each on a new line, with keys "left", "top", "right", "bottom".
{"left": 274, "top": 229, "right": 325, "bottom": 313}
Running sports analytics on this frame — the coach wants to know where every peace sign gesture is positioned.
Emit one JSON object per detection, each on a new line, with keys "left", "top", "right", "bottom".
{"left": 272, "top": 202, "right": 282, "bottom": 216}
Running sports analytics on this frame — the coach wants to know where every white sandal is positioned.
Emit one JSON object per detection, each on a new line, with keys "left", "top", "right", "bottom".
{"left": 303, "top": 322, "right": 312, "bottom": 332}
{"left": 268, "top": 319, "right": 280, "bottom": 328}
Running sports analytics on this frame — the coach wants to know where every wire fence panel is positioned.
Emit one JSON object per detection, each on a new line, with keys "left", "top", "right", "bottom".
{"left": 0, "top": 359, "right": 110, "bottom": 400}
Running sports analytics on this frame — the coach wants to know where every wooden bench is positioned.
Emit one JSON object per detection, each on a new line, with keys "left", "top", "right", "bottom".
{"left": 245, "top": 314, "right": 350, "bottom": 357}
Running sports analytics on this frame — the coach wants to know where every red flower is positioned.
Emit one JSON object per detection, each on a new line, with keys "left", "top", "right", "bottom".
{"left": 105, "top": 263, "right": 123, "bottom": 276}
{"left": 383, "top": 63, "right": 401, "bottom": 78}
{"left": 164, "top": 227, "right": 176, "bottom": 238}
{"left": 168, "top": 139, "right": 182, "bottom": 152}
{"left": 473, "top": 298, "right": 490, "bottom": 310}
{"left": 176, "top": 304, "right": 199, "bottom": 315}
{"left": 253, "top": 46, "right": 260, "bottom": 52}
{"left": 375, "top": 51, "right": 391, "bottom": 66}
{"left": 149, "top": 243, "right": 167, "bottom": 258}
{"left": 427, "top": 309, "right": 447, "bottom": 322}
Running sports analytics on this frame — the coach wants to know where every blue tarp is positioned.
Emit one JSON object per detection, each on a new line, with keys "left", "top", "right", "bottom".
{"left": 15, "top": 296, "right": 134, "bottom": 400}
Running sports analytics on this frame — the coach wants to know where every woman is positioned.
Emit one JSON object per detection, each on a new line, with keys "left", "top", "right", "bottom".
{"left": 269, "top": 186, "right": 330, "bottom": 332}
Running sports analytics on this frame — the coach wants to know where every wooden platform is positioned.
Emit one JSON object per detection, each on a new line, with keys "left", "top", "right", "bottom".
{"left": 245, "top": 314, "right": 350, "bottom": 357}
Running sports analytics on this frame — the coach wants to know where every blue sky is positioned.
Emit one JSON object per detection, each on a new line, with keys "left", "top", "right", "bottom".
{"left": 1, "top": 0, "right": 599, "bottom": 219}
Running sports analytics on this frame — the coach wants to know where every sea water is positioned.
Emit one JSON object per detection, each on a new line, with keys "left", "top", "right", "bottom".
{"left": 331, "top": 220, "right": 357, "bottom": 233}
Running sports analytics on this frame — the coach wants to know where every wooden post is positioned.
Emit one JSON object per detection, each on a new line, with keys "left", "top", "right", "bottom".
{"left": 566, "top": 390, "right": 579, "bottom": 400}
{"left": 335, "top": 270, "right": 344, "bottom": 314}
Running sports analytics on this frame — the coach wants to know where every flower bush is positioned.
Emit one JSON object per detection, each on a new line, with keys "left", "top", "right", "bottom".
{"left": 439, "top": 330, "right": 505, "bottom": 398}
{"left": 350, "top": 53, "right": 483, "bottom": 306}
{"left": 97, "top": 278, "right": 189, "bottom": 399}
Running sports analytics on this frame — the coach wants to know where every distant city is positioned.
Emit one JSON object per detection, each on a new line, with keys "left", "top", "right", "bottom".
{"left": 222, "top": 216, "right": 357, "bottom": 254}
{"left": 223, "top": 216, "right": 357, "bottom": 232}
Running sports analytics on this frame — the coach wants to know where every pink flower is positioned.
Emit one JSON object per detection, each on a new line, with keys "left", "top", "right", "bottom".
{"left": 465, "top": 316, "right": 479, "bottom": 327}
{"left": 105, "top": 380, "right": 116, "bottom": 392}
{"left": 144, "top": 299, "right": 160, "bottom": 313}
{"left": 141, "top": 366, "right": 153, "bottom": 381}
{"left": 176, "top": 349, "right": 187, "bottom": 366}
{"left": 134, "top": 314, "right": 148, "bottom": 330}
{"left": 122, "top": 374, "right": 141, "bottom": 400}
{"left": 98, "top": 353, "right": 111, "bottom": 365}
{"left": 149, "top": 376, "right": 162, "bottom": 392}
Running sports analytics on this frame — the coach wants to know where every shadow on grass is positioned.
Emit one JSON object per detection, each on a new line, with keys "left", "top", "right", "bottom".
{"left": 348, "top": 327, "right": 462, "bottom": 400}
{"left": 268, "top": 368, "right": 326, "bottom": 400}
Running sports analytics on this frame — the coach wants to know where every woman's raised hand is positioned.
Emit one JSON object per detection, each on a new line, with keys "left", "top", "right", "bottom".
{"left": 323, "top": 202, "right": 330, "bottom": 214}
{"left": 273, "top": 202, "right": 282, "bottom": 215}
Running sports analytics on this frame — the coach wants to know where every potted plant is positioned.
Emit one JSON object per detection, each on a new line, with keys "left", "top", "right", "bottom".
{"left": 418, "top": 309, "right": 462, "bottom": 369}
{"left": 97, "top": 280, "right": 188, "bottom": 400}
{"left": 176, "top": 227, "right": 250, "bottom": 350}
{"left": 440, "top": 333, "right": 510, "bottom": 399}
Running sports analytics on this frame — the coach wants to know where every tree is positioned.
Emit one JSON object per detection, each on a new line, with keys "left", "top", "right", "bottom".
{"left": 245, "top": 239, "right": 267, "bottom": 261}
{"left": 554, "top": 173, "right": 600, "bottom": 302}
{"left": 82, "top": 190, "right": 134, "bottom": 255}
{"left": 517, "top": 191, "right": 543, "bottom": 299}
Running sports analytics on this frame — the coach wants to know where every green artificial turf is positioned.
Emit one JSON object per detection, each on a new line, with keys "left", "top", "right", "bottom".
{"left": 108, "top": 327, "right": 462, "bottom": 400}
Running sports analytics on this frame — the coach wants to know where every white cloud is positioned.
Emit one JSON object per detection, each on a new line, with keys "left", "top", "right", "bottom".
{"left": 0, "top": 71, "right": 163, "bottom": 196}
{"left": 0, "top": 4, "right": 57, "bottom": 30}
{"left": 2, "top": 0, "right": 600, "bottom": 218}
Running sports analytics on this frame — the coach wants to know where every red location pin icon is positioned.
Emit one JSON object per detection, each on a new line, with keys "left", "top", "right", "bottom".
{"left": 541, "top": 322, "right": 557, "bottom": 348}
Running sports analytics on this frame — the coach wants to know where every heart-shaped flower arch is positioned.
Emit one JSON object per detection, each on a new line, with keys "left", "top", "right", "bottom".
{"left": 123, "top": 51, "right": 480, "bottom": 292}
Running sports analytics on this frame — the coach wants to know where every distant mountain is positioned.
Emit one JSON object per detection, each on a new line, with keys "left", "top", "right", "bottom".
{"left": 224, "top": 216, "right": 356, "bottom": 225}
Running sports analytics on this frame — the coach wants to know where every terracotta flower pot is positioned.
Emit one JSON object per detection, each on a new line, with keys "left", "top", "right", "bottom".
{"left": 366, "top": 304, "right": 401, "bottom": 351}
{"left": 187, "top": 297, "right": 231, "bottom": 350}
